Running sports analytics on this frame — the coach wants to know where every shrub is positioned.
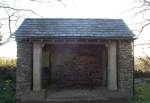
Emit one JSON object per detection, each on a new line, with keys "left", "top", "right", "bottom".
{"left": 134, "top": 70, "right": 150, "bottom": 78}
{"left": 0, "top": 58, "right": 16, "bottom": 103}
{"left": 0, "top": 67, "right": 16, "bottom": 82}
{"left": 0, "top": 80, "right": 15, "bottom": 103}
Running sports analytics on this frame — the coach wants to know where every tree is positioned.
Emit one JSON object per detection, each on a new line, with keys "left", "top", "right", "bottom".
{"left": 133, "top": 0, "right": 150, "bottom": 68}
{"left": 0, "top": 0, "right": 150, "bottom": 45}
{"left": 0, "top": 0, "right": 62, "bottom": 45}
{"left": 132, "top": 0, "right": 150, "bottom": 33}
{"left": 135, "top": 53, "right": 150, "bottom": 72}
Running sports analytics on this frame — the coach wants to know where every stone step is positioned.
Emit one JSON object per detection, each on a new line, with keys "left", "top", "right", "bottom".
{"left": 20, "top": 99, "right": 129, "bottom": 103}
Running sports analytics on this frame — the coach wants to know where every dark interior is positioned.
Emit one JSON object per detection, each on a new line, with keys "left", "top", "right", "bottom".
{"left": 42, "top": 44, "right": 108, "bottom": 89}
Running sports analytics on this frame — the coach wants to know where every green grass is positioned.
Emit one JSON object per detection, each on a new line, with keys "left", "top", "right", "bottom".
{"left": 131, "top": 84, "right": 150, "bottom": 103}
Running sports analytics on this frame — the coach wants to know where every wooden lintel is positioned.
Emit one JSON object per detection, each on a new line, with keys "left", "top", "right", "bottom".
{"left": 20, "top": 39, "right": 109, "bottom": 45}
{"left": 43, "top": 41, "right": 106, "bottom": 45}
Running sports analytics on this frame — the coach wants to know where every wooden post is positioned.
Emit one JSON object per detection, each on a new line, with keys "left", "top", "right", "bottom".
{"left": 107, "top": 41, "right": 117, "bottom": 90}
{"left": 33, "top": 42, "right": 42, "bottom": 91}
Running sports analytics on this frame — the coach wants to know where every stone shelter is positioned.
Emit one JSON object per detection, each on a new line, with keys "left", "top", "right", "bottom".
{"left": 15, "top": 18, "right": 135, "bottom": 102}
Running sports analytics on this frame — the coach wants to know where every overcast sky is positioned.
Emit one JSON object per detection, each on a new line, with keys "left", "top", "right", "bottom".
{"left": 0, "top": 0, "right": 150, "bottom": 58}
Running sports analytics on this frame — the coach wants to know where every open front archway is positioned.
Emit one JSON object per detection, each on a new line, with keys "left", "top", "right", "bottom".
{"left": 42, "top": 44, "right": 108, "bottom": 89}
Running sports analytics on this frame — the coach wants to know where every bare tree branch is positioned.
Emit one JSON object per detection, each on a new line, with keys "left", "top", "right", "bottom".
{"left": 0, "top": 5, "right": 42, "bottom": 18}
{"left": 140, "top": 22, "right": 150, "bottom": 33}
{"left": 0, "top": 0, "right": 43, "bottom": 45}
{"left": 0, "top": 0, "right": 65, "bottom": 45}
{"left": 134, "top": 42, "right": 150, "bottom": 46}
{"left": 126, "top": 0, "right": 150, "bottom": 35}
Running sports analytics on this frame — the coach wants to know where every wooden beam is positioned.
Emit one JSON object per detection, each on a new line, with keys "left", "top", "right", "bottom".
{"left": 107, "top": 41, "right": 117, "bottom": 90}
{"left": 33, "top": 42, "right": 42, "bottom": 91}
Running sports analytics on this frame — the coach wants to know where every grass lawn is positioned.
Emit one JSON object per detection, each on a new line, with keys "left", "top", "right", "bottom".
{"left": 132, "top": 83, "right": 150, "bottom": 103}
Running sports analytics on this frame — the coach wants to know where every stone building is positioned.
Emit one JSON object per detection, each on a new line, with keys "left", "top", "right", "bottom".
{"left": 15, "top": 18, "right": 135, "bottom": 102}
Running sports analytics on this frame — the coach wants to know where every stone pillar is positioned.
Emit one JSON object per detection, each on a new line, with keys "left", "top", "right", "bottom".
{"left": 33, "top": 42, "right": 42, "bottom": 91}
{"left": 107, "top": 41, "right": 117, "bottom": 90}
{"left": 118, "top": 40, "right": 133, "bottom": 96}
{"left": 16, "top": 41, "right": 33, "bottom": 99}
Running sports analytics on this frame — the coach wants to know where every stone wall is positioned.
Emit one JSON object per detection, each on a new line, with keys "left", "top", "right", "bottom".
{"left": 16, "top": 41, "right": 33, "bottom": 98}
{"left": 16, "top": 39, "right": 134, "bottom": 101}
{"left": 118, "top": 40, "right": 133, "bottom": 97}
{"left": 48, "top": 45, "right": 106, "bottom": 88}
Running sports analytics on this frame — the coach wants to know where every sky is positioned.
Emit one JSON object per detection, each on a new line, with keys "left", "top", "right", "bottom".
{"left": 0, "top": 0, "right": 150, "bottom": 58}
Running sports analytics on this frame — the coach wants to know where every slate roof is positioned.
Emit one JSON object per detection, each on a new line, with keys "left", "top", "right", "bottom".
{"left": 15, "top": 18, "right": 134, "bottom": 39}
